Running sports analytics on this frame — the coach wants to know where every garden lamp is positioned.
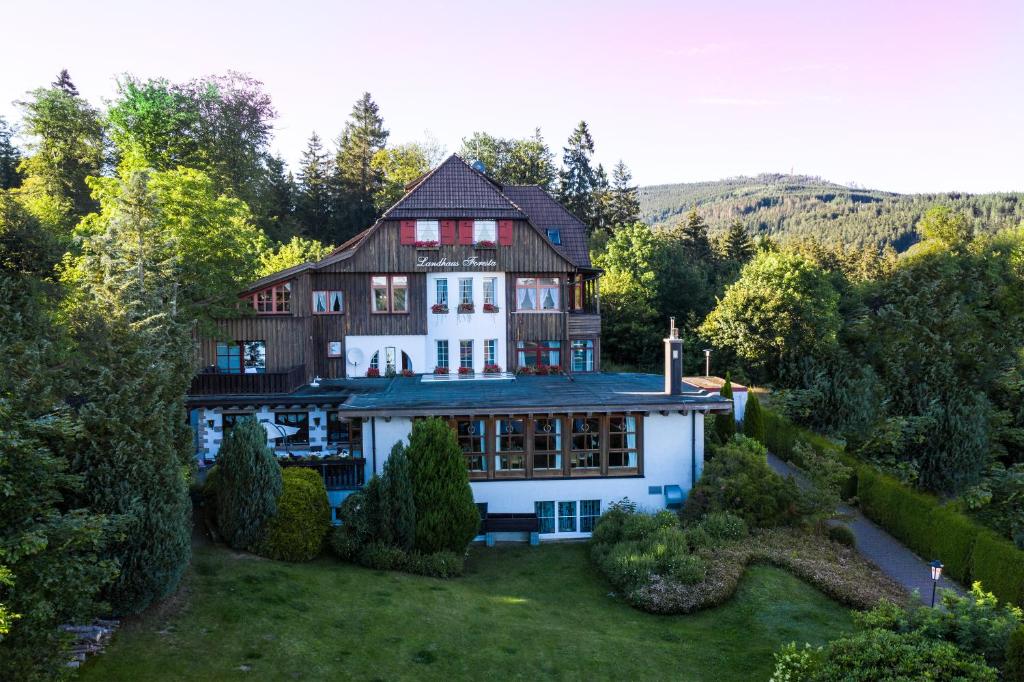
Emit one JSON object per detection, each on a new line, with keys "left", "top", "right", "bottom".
{"left": 929, "top": 560, "right": 943, "bottom": 607}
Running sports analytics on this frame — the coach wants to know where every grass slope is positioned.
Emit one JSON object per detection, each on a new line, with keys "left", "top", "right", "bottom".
{"left": 640, "top": 174, "right": 1024, "bottom": 250}
{"left": 80, "top": 542, "right": 853, "bottom": 681}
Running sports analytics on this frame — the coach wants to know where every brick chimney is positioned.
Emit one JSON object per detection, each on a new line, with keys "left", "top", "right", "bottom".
{"left": 664, "top": 317, "right": 683, "bottom": 395}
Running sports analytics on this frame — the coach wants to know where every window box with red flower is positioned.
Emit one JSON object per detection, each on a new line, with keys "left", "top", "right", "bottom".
{"left": 458, "top": 366, "right": 474, "bottom": 376}
{"left": 431, "top": 303, "right": 449, "bottom": 314}
{"left": 433, "top": 366, "right": 449, "bottom": 375}
{"left": 401, "top": 369, "right": 414, "bottom": 377}
{"left": 414, "top": 240, "right": 440, "bottom": 249}
{"left": 457, "top": 303, "right": 474, "bottom": 314}
{"left": 474, "top": 240, "right": 497, "bottom": 249}
{"left": 516, "top": 366, "right": 535, "bottom": 376}
{"left": 365, "top": 367, "right": 380, "bottom": 378}
{"left": 483, "top": 363, "right": 502, "bottom": 374}
{"left": 482, "top": 303, "right": 499, "bottom": 313}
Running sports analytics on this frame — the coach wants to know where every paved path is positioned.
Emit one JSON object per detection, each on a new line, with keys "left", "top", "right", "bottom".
{"left": 767, "top": 452, "right": 963, "bottom": 603}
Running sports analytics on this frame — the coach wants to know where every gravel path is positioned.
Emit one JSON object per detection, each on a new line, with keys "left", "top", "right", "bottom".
{"left": 767, "top": 452, "right": 963, "bottom": 603}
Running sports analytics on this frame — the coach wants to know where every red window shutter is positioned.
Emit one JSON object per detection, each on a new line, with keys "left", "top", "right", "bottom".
{"left": 440, "top": 220, "right": 456, "bottom": 245}
{"left": 498, "top": 220, "right": 513, "bottom": 246}
{"left": 400, "top": 220, "right": 416, "bottom": 245}
{"left": 458, "top": 220, "right": 474, "bottom": 245}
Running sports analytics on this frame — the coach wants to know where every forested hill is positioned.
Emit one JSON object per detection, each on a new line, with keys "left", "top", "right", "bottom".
{"left": 639, "top": 174, "right": 1024, "bottom": 250}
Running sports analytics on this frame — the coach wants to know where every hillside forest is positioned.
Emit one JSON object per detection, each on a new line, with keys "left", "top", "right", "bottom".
{"left": 0, "top": 69, "right": 1022, "bottom": 678}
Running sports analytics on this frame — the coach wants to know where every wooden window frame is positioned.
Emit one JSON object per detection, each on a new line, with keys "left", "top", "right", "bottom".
{"left": 249, "top": 282, "right": 292, "bottom": 314}
{"left": 494, "top": 416, "right": 527, "bottom": 478}
{"left": 327, "top": 414, "right": 362, "bottom": 456}
{"left": 608, "top": 414, "right": 641, "bottom": 475}
{"left": 570, "top": 339, "right": 596, "bottom": 372}
{"left": 221, "top": 411, "right": 255, "bottom": 440}
{"left": 274, "top": 411, "right": 309, "bottom": 448}
{"left": 531, "top": 416, "right": 563, "bottom": 477}
{"left": 452, "top": 417, "right": 488, "bottom": 478}
{"left": 370, "top": 275, "right": 409, "bottom": 314}
{"left": 516, "top": 340, "right": 562, "bottom": 370}
{"left": 514, "top": 276, "right": 561, "bottom": 312}
{"left": 216, "top": 340, "right": 266, "bottom": 374}
{"left": 313, "top": 290, "right": 344, "bottom": 315}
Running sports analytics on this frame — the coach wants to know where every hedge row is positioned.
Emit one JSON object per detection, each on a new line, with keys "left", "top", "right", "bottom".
{"left": 761, "top": 407, "right": 859, "bottom": 499}
{"left": 857, "top": 466, "right": 1024, "bottom": 606}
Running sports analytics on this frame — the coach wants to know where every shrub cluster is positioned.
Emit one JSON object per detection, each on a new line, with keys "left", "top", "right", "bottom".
{"left": 327, "top": 528, "right": 465, "bottom": 578}
{"left": 258, "top": 468, "right": 331, "bottom": 562}
{"left": 858, "top": 466, "right": 1024, "bottom": 605}
{"left": 762, "top": 405, "right": 859, "bottom": 499}
{"left": 683, "top": 435, "right": 803, "bottom": 528}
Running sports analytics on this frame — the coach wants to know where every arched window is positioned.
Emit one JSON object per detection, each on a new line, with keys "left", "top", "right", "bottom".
{"left": 402, "top": 351, "right": 412, "bottom": 372}
{"left": 369, "top": 351, "right": 379, "bottom": 370}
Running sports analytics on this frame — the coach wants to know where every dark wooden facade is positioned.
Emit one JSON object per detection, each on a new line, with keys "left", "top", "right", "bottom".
{"left": 194, "top": 219, "right": 601, "bottom": 390}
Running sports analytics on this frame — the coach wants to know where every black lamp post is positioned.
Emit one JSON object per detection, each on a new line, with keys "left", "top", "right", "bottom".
{"left": 929, "top": 560, "right": 944, "bottom": 607}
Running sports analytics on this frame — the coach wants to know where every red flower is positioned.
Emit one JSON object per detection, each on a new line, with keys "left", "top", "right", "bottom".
{"left": 483, "top": 364, "right": 502, "bottom": 374}
{"left": 401, "top": 369, "right": 414, "bottom": 377}
{"left": 474, "top": 240, "right": 497, "bottom": 248}
{"left": 431, "top": 303, "right": 449, "bottom": 314}
{"left": 366, "top": 367, "right": 380, "bottom": 378}
{"left": 413, "top": 240, "right": 439, "bottom": 248}
{"left": 457, "top": 303, "right": 475, "bottom": 314}
{"left": 433, "top": 366, "right": 449, "bottom": 375}
{"left": 482, "top": 303, "right": 499, "bottom": 313}
{"left": 458, "top": 366, "right": 474, "bottom": 375}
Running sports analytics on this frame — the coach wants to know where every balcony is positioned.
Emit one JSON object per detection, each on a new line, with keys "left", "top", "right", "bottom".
{"left": 189, "top": 364, "right": 306, "bottom": 396}
{"left": 279, "top": 458, "right": 366, "bottom": 490}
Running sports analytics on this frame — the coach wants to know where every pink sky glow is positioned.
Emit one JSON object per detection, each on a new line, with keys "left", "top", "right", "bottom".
{"left": 2, "top": 0, "right": 1022, "bottom": 192}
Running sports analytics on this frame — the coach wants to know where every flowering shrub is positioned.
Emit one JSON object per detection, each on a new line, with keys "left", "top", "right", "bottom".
{"left": 483, "top": 364, "right": 502, "bottom": 374}
{"left": 457, "top": 303, "right": 474, "bottom": 314}
{"left": 366, "top": 367, "right": 380, "bottom": 378}
{"left": 458, "top": 366, "right": 473, "bottom": 375}
{"left": 516, "top": 366, "right": 535, "bottom": 376}
{"left": 433, "top": 366, "right": 449, "bottom": 375}
{"left": 482, "top": 303, "right": 499, "bottom": 313}
{"left": 431, "top": 303, "right": 449, "bottom": 314}
{"left": 401, "top": 369, "right": 414, "bottom": 377}
{"left": 413, "top": 240, "right": 439, "bottom": 248}
{"left": 533, "top": 364, "right": 560, "bottom": 375}
{"left": 474, "top": 240, "right": 497, "bottom": 248}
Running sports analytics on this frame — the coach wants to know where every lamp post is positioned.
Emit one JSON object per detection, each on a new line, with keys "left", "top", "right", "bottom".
{"left": 929, "top": 560, "right": 944, "bottom": 607}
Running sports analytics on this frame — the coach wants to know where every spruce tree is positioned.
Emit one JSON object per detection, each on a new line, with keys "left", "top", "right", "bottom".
{"left": 332, "top": 92, "right": 388, "bottom": 242}
{"left": 215, "top": 418, "right": 283, "bottom": 551}
{"left": 743, "top": 391, "right": 767, "bottom": 444}
{"left": 607, "top": 160, "right": 640, "bottom": 228}
{"left": 722, "top": 219, "right": 755, "bottom": 263}
{"left": 715, "top": 374, "right": 737, "bottom": 443}
{"left": 406, "top": 418, "right": 479, "bottom": 554}
{"left": 295, "top": 133, "right": 334, "bottom": 243}
{"left": 677, "top": 208, "right": 715, "bottom": 263}
{"left": 558, "top": 121, "right": 598, "bottom": 230}
{"left": 0, "top": 117, "right": 21, "bottom": 190}
{"left": 52, "top": 69, "right": 79, "bottom": 95}
{"left": 381, "top": 442, "right": 416, "bottom": 552}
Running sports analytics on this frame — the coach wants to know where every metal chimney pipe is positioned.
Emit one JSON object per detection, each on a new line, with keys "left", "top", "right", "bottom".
{"left": 664, "top": 318, "right": 684, "bottom": 395}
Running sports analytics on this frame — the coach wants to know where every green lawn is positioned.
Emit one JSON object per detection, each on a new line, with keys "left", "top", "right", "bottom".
{"left": 80, "top": 541, "right": 853, "bottom": 681}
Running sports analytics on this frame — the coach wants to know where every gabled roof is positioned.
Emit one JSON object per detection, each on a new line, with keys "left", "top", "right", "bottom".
{"left": 382, "top": 154, "right": 525, "bottom": 220}
{"left": 501, "top": 185, "right": 592, "bottom": 268}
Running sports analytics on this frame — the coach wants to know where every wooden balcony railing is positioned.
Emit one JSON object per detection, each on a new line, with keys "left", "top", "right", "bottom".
{"left": 189, "top": 364, "right": 306, "bottom": 396}
{"left": 279, "top": 458, "right": 366, "bottom": 491}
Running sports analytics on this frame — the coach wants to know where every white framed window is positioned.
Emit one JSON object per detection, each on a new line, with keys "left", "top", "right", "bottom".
{"left": 483, "top": 277, "right": 497, "bottom": 306}
{"left": 571, "top": 339, "right": 594, "bottom": 372}
{"left": 536, "top": 501, "right": 555, "bottom": 534}
{"left": 580, "top": 500, "right": 601, "bottom": 532}
{"left": 474, "top": 220, "right": 497, "bottom": 243}
{"left": 459, "top": 340, "right": 473, "bottom": 369}
{"left": 416, "top": 220, "right": 440, "bottom": 243}
{"left": 558, "top": 501, "right": 577, "bottom": 533}
{"left": 515, "top": 277, "right": 560, "bottom": 311}
{"left": 484, "top": 339, "right": 497, "bottom": 366}
{"left": 459, "top": 278, "right": 473, "bottom": 305}
{"left": 435, "top": 278, "right": 448, "bottom": 306}
{"left": 436, "top": 340, "right": 449, "bottom": 369}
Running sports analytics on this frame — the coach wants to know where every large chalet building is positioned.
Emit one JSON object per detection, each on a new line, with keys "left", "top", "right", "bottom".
{"left": 188, "top": 155, "right": 730, "bottom": 539}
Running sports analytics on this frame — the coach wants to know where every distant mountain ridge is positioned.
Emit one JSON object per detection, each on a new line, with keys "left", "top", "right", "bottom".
{"left": 639, "top": 174, "right": 1024, "bottom": 251}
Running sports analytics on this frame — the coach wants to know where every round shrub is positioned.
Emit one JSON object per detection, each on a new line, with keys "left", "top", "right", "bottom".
{"left": 406, "top": 550, "right": 465, "bottom": 579}
{"left": 668, "top": 553, "right": 707, "bottom": 585}
{"left": 828, "top": 524, "right": 857, "bottom": 548}
{"left": 684, "top": 526, "right": 713, "bottom": 551}
{"left": 358, "top": 542, "right": 408, "bottom": 571}
{"left": 604, "top": 541, "right": 658, "bottom": 589}
{"left": 259, "top": 468, "right": 330, "bottom": 562}
{"left": 328, "top": 525, "right": 362, "bottom": 562}
{"left": 699, "top": 512, "right": 748, "bottom": 542}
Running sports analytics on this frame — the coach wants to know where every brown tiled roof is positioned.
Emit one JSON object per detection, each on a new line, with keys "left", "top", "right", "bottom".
{"left": 501, "top": 185, "right": 592, "bottom": 268}
{"left": 383, "top": 155, "right": 525, "bottom": 220}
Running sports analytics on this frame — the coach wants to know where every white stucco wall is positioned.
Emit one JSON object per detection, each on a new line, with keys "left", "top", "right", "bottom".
{"left": 425, "top": 272, "right": 507, "bottom": 372}
{"left": 345, "top": 335, "right": 427, "bottom": 376}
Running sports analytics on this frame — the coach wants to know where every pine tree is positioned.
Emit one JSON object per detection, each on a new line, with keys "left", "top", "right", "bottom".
{"left": 332, "top": 92, "right": 388, "bottom": 243}
{"left": 606, "top": 160, "right": 640, "bottom": 228}
{"left": 215, "top": 418, "right": 283, "bottom": 551}
{"left": 592, "top": 163, "right": 611, "bottom": 234}
{"left": 0, "top": 117, "right": 21, "bottom": 190}
{"left": 722, "top": 219, "right": 755, "bottom": 263}
{"left": 295, "top": 133, "right": 334, "bottom": 243}
{"left": 258, "top": 154, "right": 298, "bottom": 243}
{"left": 715, "top": 374, "right": 737, "bottom": 443}
{"left": 743, "top": 391, "right": 767, "bottom": 444}
{"left": 406, "top": 418, "right": 479, "bottom": 554}
{"left": 52, "top": 68, "right": 79, "bottom": 96}
{"left": 381, "top": 442, "right": 416, "bottom": 552}
{"left": 558, "top": 121, "right": 599, "bottom": 230}
{"left": 676, "top": 208, "right": 715, "bottom": 262}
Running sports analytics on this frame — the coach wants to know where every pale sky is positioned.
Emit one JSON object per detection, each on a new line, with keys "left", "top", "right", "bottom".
{"left": 2, "top": 0, "right": 1022, "bottom": 193}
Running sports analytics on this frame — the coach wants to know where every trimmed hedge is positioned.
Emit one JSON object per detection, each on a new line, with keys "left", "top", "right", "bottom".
{"left": 258, "top": 468, "right": 331, "bottom": 562}
{"left": 858, "top": 466, "right": 1024, "bottom": 605}
{"left": 763, "top": 406, "right": 859, "bottom": 499}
